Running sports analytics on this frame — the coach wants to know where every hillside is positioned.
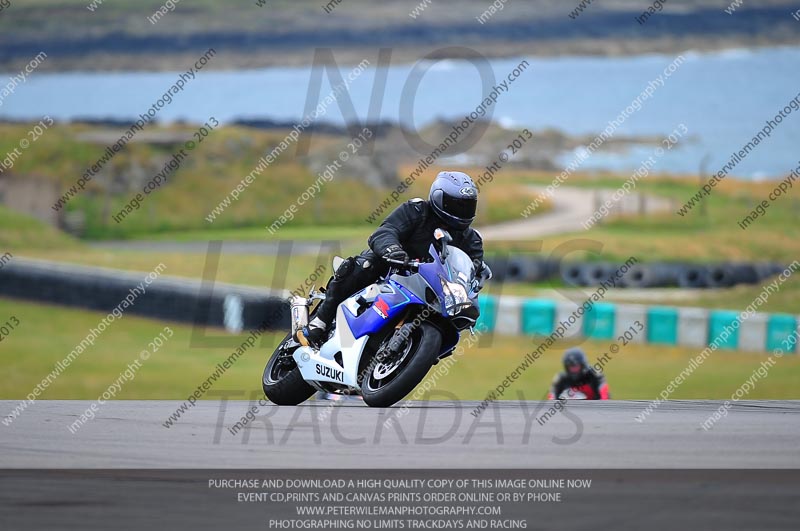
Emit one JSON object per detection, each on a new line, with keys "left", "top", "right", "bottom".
{"left": 0, "top": 122, "right": 543, "bottom": 239}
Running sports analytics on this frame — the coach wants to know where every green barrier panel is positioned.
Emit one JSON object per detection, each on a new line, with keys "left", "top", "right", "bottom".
{"left": 647, "top": 306, "right": 679, "bottom": 345}
{"left": 583, "top": 302, "right": 615, "bottom": 339}
{"left": 708, "top": 310, "right": 740, "bottom": 350}
{"left": 766, "top": 314, "right": 797, "bottom": 353}
{"left": 521, "top": 299, "right": 556, "bottom": 336}
{"left": 476, "top": 295, "right": 497, "bottom": 333}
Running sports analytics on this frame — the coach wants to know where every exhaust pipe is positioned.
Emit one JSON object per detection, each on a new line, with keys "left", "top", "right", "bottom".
{"left": 289, "top": 296, "right": 309, "bottom": 338}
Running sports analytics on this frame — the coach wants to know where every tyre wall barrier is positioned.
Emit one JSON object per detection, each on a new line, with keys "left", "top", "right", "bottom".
{"left": 0, "top": 258, "right": 290, "bottom": 332}
{"left": 705, "top": 265, "right": 737, "bottom": 289}
{"left": 677, "top": 265, "right": 709, "bottom": 288}
{"left": 485, "top": 255, "right": 511, "bottom": 282}
{"left": 487, "top": 255, "right": 783, "bottom": 290}
{"left": 755, "top": 262, "right": 786, "bottom": 281}
{"left": 505, "top": 257, "right": 557, "bottom": 283}
{"left": 560, "top": 262, "right": 586, "bottom": 287}
{"left": 728, "top": 264, "right": 760, "bottom": 285}
{"left": 478, "top": 294, "right": 798, "bottom": 354}
{"left": 620, "top": 263, "right": 682, "bottom": 288}
{"left": 579, "top": 263, "right": 616, "bottom": 287}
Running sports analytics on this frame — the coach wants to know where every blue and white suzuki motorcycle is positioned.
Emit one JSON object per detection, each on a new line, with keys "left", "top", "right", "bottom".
{"left": 263, "top": 229, "right": 490, "bottom": 408}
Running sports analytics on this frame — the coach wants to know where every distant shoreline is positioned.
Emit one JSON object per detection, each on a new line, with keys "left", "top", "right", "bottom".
{"left": 2, "top": 36, "right": 798, "bottom": 73}
{"left": 1, "top": 0, "right": 799, "bottom": 72}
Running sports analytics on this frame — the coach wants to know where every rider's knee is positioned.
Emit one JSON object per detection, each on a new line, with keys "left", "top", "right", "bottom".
{"left": 332, "top": 253, "right": 381, "bottom": 292}
{"left": 355, "top": 255, "right": 374, "bottom": 271}
{"left": 341, "top": 255, "right": 375, "bottom": 277}
{"left": 334, "top": 257, "right": 357, "bottom": 280}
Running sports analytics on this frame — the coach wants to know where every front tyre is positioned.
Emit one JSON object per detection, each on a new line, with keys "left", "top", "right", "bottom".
{"left": 361, "top": 322, "right": 442, "bottom": 408}
{"left": 263, "top": 333, "right": 315, "bottom": 405}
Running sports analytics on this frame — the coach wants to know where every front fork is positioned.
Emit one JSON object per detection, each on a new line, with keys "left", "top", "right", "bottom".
{"left": 378, "top": 322, "right": 415, "bottom": 361}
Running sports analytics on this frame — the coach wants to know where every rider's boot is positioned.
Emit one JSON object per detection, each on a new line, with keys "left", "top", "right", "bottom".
{"left": 296, "top": 317, "right": 328, "bottom": 349}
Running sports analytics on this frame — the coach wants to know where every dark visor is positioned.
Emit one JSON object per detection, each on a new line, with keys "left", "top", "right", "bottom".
{"left": 442, "top": 195, "right": 477, "bottom": 219}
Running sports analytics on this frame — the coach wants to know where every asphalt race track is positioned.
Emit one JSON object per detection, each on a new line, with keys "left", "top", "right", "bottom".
{"left": 3, "top": 400, "right": 800, "bottom": 530}
{"left": 2, "top": 400, "right": 799, "bottom": 468}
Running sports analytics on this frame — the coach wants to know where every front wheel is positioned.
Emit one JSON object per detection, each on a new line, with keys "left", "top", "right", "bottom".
{"left": 361, "top": 322, "right": 442, "bottom": 408}
{"left": 263, "top": 333, "right": 315, "bottom": 405}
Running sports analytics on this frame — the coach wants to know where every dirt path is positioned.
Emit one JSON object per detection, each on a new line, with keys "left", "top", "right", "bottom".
{"left": 477, "top": 186, "right": 672, "bottom": 241}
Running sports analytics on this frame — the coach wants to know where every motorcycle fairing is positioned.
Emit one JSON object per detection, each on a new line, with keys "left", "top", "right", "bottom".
{"left": 343, "top": 280, "right": 421, "bottom": 339}
{"left": 293, "top": 301, "right": 370, "bottom": 387}
{"left": 293, "top": 281, "right": 423, "bottom": 387}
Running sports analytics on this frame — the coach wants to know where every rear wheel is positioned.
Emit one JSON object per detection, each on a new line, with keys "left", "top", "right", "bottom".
{"left": 262, "top": 333, "right": 315, "bottom": 405}
{"left": 361, "top": 322, "right": 442, "bottom": 408}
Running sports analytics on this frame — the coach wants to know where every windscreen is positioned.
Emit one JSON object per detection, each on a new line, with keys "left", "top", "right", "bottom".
{"left": 444, "top": 246, "right": 476, "bottom": 287}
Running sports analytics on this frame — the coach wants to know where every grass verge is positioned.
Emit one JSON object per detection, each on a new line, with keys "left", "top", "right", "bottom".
{"left": 1, "top": 298, "right": 797, "bottom": 402}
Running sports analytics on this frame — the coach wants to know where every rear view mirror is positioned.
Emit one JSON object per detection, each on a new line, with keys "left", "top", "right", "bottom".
{"left": 434, "top": 228, "right": 452, "bottom": 260}
{"left": 434, "top": 228, "right": 452, "bottom": 245}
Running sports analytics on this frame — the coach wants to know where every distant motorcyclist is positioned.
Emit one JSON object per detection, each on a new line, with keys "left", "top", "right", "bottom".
{"left": 548, "top": 348, "right": 610, "bottom": 400}
{"left": 297, "top": 171, "right": 489, "bottom": 348}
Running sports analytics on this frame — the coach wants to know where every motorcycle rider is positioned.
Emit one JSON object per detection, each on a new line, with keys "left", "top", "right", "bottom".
{"left": 548, "top": 348, "right": 611, "bottom": 400}
{"left": 297, "top": 170, "right": 489, "bottom": 348}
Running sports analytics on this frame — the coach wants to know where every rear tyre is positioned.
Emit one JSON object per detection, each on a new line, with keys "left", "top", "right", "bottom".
{"left": 361, "top": 322, "right": 442, "bottom": 408}
{"left": 263, "top": 333, "right": 315, "bottom": 405}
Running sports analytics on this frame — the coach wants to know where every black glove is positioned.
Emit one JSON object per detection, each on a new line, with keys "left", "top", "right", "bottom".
{"left": 472, "top": 261, "right": 492, "bottom": 294}
{"left": 478, "top": 261, "right": 493, "bottom": 282}
{"left": 381, "top": 244, "right": 408, "bottom": 264}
